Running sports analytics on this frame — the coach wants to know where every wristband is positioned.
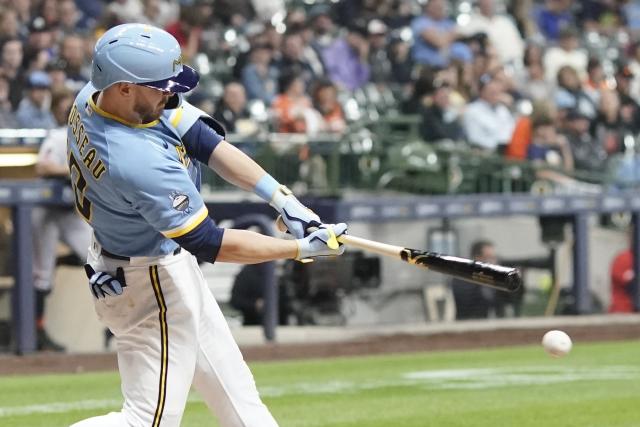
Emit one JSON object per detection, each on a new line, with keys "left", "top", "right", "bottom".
{"left": 254, "top": 174, "right": 280, "bottom": 203}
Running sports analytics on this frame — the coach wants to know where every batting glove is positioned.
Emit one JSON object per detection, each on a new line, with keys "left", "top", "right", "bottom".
{"left": 271, "top": 185, "right": 321, "bottom": 239}
{"left": 295, "top": 223, "right": 348, "bottom": 260}
{"left": 84, "top": 264, "right": 127, "bottom": 299}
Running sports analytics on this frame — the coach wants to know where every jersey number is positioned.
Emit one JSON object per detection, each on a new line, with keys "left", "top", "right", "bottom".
{"left": 69, "top": 152, "right": 92, "bottom": 221}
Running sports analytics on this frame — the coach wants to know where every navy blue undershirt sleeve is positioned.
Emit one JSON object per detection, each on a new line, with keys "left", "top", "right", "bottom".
{"left": 172, "top": 216, "right": 225, "bottom": 263}
{"left": 181, "top": 118, "right": 226, "bottom": 164}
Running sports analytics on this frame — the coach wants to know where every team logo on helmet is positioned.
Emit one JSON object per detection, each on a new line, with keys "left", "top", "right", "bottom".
{"left": 173, "top": 56, "right": 183, "bottom": 73}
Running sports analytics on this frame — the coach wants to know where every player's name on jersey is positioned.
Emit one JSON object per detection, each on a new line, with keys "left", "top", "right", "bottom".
{"left": 68, "top": 103, "right": 106, "bottom": 181}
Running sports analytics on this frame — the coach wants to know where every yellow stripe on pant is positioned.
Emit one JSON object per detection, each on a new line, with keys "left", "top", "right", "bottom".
{"left": 150, "top": 265, "right": 168, "bottom": 427}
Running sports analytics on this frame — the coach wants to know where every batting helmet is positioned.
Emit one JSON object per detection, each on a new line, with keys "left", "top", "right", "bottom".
{"left": 91, "top": 23, "right": 199, "bottom": 92}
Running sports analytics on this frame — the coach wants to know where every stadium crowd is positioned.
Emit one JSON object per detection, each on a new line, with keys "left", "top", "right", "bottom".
{"left": 2, "top": 0, "right": 640, "bottom": 182}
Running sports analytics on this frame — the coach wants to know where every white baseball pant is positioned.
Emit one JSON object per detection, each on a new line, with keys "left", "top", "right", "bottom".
{"left": 70, "top": 238, "right": 278, "bottom": 427}
{"left": 32, "top": 206, "right": 92, "bottom": 291}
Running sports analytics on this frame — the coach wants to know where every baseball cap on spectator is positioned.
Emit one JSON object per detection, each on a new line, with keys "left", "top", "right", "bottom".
{"left": 348, "top": 20, "right": 368, "bottom": 38}
{"left": 45, "top": 58, "right": 67, "bottom": 72}
{"left": 26, "top": 71, "right": 51, "bottom": 89}
{"left": 308, "top": 4, "right": 331, "bottom": 21}
{"left": 28, "top": 16, "right": 53, "bottom": 33}
{"left": 367, "top": 19, "right": 388, "bottom": 36}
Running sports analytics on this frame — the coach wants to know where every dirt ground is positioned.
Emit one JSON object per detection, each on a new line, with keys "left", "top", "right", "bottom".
{"left": 0, "top": 322, "right": 638, "bottom": 376}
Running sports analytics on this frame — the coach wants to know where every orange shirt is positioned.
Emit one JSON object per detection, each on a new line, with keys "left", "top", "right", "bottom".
{"left": 271, "top": 95, "right": 310, "bottom": 133}
{"left": 505, "top": 116, "right": 531, "bottom": 160}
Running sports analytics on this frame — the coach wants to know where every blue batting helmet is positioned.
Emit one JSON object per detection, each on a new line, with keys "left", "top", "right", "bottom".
{"left": 91, "top": 23, "right": 199, "bottom": 92}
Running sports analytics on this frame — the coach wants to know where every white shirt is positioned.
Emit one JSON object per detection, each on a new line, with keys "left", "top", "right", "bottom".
{"left": 457, "top": 13, "right": 524, "bottom": 65}
{"left": 38, "top": 127, "right": 68, "bottom": 167}
{"left": 463, "top": 99, "right": 515, "bottom": 150}
{"left": 543, "top": 47, "right": 588, "bottom": 83}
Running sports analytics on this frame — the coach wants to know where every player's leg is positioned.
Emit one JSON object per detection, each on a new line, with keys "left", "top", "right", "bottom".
{"left": 70, "top": 255, "right": 199, "bottom": 427}
{"left": 31, "top": 207, "right": 65, "bottom": 351}
{"left": 189, "top": 258, "right": 279, "bottom": 427}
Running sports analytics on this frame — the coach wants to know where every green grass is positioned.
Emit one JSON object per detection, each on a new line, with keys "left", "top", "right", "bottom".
{"left": 2, "top": 340, "right": 640, "bottom": 426}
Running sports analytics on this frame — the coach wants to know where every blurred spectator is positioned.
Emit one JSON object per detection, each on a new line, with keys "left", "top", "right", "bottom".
{"left": 628, "top": 42, "right": 640, "bottom": 104}
{"left": 32, "top": 88, "right": 92, "bottom": 352}
{"left": 241, "top": 43, "right": 279, "bottom": 105}
{"left": 516, "top": 44, "right": 553, "bottom": 102}
{"left": 16, "top": 71, "right": 56, "bottom": 129}
{"left": 106, "top": 0, "right": 144, "bottom": 24}
{"left": 451, "top": 240, "right": 497, "bottom": 319}
{"left": 563, "top": 109, "right": 608, "bottom": 172}
{"left": 213, "top": 82, "right": 251, "bottom": 134}
{"left": 321, "top": 22, "right": 371, "bottom": 91}
{"left": 13, "top": 0, "right": 33, "bottom": 33}
{"left": 509, "top": 0, "right": 539, "bottom": 39}
{"left": 271, "top": 70, "right": 318, "bottom": 134}
{"left": 388, "top": 35, "right": 414, "bottom": 87}
{"left": 584, "top": 57, "right": 608, "bottom": 104}
{"left": 577, "top": 0, "right": 621, "bottom": 35}
{"left": 214, "top": 0, "right": 255, "bottom": 27}
{"left": 165, "top": 4, "right": 211, "bottom": 62}
{"left": 535, "top": 0, "right": 575, "bottom": 41}
{"left": 457, "top": 0, "right": 525, "bottom": 65}
{"left": 367, "top": 19, "right": 392, "bottom": 84}
{"left": 39, "top": 0, "right": 59, "bottom": 28}
{"left": 609, "top": 236, "right": 636, "bottom": 313}
{"left": 0, "top": 75, "right": 16, "bottom": 127}
{"left": 527, "top": 113, "right": 574, "bottom": 172}
{"left": 544, "top": 26, "right": 587, "bottom": 83}
{"left": 622, "top": 0, "right": 640, "bottom": 39}
{"left": 0, "top": 7, "right": 19, "bottom": 42}
{"left": 594, "top": 89, "right": 622, "bottom": 156}
{"left": 614, "top": 63, "right": 640, "bottom": 134}
{"left": 139, "top": 0, "right": 179, "bottom": 28}
{"left": 310, "top": 79, "right": 346, "bottom": 134}
{"left": 554, "top": 65, "right": 598, "bottom": 121}
{"left": 1, "top": 38, "right": 26, "bottom": 110}
{"left": 411, "top": 0, "right": 472, "bottom": 67}
{"left": 308, "top": 4, "right": 336, "bottom": 50}
{"left": 76, "top": 0, "right": 104, "bottom": 20}
{"left": 462, "top": 73, "right": 515, "bottom": 151}
{"left": 60, "top": 34, "right": 90, "bottom": 91}
{"left": 45, "top": 59, "right": 68, "bottom": 93}
{"left": 506, "top": 101, "right": 555, "bottom": 160}
{"left": 420, "top": 77, "right": 463, "bottom": 142}
{"left": 23, "top": 17, "right": 56, "bottom": 73}
{"left": 58, "top": 0, "right": 94, "bottom": 33}
{"left": 275, "top": 31, "right": 320, "bottom": 88}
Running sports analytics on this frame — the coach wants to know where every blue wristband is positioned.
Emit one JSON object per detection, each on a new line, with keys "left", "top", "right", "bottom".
{"left": 254, "top": 174, "right": 281, "bottom": 202}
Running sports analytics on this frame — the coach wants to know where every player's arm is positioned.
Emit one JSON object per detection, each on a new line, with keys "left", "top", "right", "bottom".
{"left": 179, "top": 110, "right": 325, "bottom": 238}
{"left": 171, "top": 218, "right": 346, "bottom": 264}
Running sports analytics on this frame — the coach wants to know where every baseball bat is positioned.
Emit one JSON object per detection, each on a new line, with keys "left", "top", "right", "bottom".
{"left": 276, "top": 216, "right": 522, "bottom": 293}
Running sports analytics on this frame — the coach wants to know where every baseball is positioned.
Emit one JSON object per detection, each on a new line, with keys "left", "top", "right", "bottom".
{"left": 542, "top": 330, "right": 572, "bottom": 358}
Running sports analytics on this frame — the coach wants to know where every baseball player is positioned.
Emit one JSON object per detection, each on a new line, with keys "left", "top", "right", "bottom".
{"left": 68, "top": 24, "right": 347, "bottom": 427}
{"left": 32, "top": 88, "right": 92, "bottom": 352}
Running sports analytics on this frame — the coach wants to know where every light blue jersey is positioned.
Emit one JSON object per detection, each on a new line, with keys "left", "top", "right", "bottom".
{"left": 67, "top": 83, "right": 218, "bottom": 257}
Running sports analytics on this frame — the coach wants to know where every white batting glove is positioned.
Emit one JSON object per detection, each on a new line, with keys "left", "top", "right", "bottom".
{"left": 295, "top": 223, "right": 348, "bottom": 260}
{"left": 270, "top": 185, "right": 321, "bottom": 239}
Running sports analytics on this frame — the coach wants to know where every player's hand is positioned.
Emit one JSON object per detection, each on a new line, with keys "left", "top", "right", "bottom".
{"left": 295, "top": 223, "right": 348, "bottom": 260}
{"left": 271, "top": 185, "right": 321, "bottom": 238}
{"left": 84, "top": 264, "right": 127, "bottom": 299}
